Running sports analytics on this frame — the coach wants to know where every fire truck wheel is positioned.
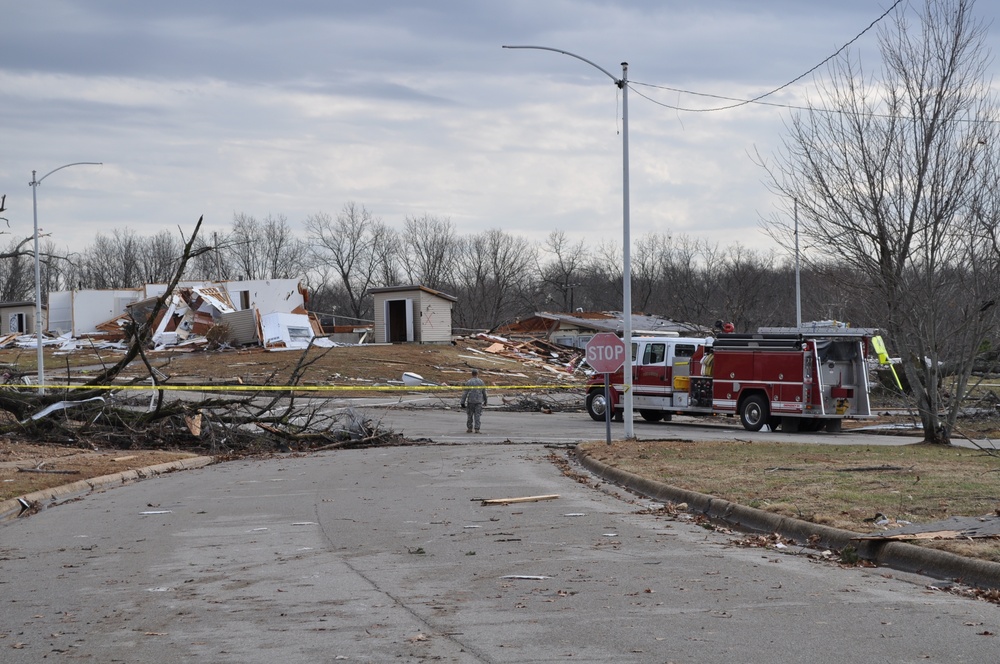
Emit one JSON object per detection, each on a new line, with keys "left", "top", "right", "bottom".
{"left": 586, "top": 391, "right": 609, "bottom": 421}
{"left": 639, "top": 410, "right": 663, "bottom": 423}
{"left": 739, "top": 395, "right": 769, "bottom": 432}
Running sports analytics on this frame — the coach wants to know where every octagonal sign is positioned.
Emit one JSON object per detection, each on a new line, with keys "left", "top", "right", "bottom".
{"left": 585, "top": 332, "right": 627, "bottom": 373}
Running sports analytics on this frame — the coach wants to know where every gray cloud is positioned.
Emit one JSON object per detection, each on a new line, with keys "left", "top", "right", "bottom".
{"left": 0, "top": 0, "right": 990, "bottom": 258}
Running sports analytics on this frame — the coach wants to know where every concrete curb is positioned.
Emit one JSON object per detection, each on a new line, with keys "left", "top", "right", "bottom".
{"left": 0, "top": 455, "right": 216, "bottom": 522}
{"left": 575, "top": 447, "right": 1000, "bottom": 590}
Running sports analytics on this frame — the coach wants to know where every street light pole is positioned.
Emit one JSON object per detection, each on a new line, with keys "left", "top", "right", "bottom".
{"left": 794, "top": 198, "right": 802, "bottom": 330}
{"left": 503, "top": 45, "right": 635, "bottom": 438}
{"left": 29, "top": 162, "right": 102, "bottom": 394}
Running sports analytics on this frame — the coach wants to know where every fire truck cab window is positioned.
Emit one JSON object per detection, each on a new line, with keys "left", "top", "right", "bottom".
{"left": 675, "top": 344, "right": 696, "bottom": 358}
{"left": 643, "top": 343, "right": 666, "bottom": 365}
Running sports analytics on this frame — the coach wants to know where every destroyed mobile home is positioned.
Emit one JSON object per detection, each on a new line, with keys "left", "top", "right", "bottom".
{"left": 37, "top": 277, "right": 339, "bottom": 352}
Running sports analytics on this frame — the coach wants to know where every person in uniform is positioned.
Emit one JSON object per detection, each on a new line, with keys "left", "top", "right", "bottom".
{"left": 460, "top": 368, "right": 488, "bottom": 433}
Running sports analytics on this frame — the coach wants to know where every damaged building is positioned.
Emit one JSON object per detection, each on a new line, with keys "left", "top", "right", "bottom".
{"left": 43, "top": 278, "right": 340, "bottom": 350}
{"left": 494, "top": 311, "right": 711, "bottom": 349}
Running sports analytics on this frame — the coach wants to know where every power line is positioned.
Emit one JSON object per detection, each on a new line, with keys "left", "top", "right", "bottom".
{"left": 631, "top": 0, "right": 902, "bottom": 114}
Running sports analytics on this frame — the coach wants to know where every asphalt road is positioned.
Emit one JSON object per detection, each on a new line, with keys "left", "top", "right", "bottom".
{"left": 347, "top": 398, "right": 930, "bottom": 447}
{"left": 2, "top": 411, "right": 997, "bottom": 663}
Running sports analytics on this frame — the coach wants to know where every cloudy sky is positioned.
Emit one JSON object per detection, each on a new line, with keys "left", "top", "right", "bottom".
{"left": 3, "top": 1, "right": 993, "bottom": 258}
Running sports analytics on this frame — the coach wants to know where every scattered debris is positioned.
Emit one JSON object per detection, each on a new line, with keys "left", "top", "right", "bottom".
{"left": 500, "top": 575, "right": 551, "bottom": 580}
{"left": 23, "top": 396, "right": 105, "bottom": 423}
{"left": 16, "top": 466, "right": 79, "bottom": 475}
{"left": 481, "top": 494, "right": 560, "bottom": 506}
{"left": 17, "top": 497, "right": 37, "bottom": 517}
{"left": 855, "top": 514, "right": 1000, "bottom": 541}
{"left": 471, "top": 333, "right": 584, "bottom": 378}
{"left": 401, "top": 372, "right": 442, "bottom": 387}
{"left": 729, "top": 532, "right": 797, "bottom": 550}
{"left": 184, "top": 413, "right": 203, "bottom": 436}
{"left": 498, "top": 393, "right": 566, "bottom": 413}
{"left": 402, "top": 372, "right": 425, "bottom": 386}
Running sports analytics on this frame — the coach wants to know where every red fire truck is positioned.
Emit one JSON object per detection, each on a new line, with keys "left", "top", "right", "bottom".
{"left": 584, "top": 328, "right": 875, "bottom": 432}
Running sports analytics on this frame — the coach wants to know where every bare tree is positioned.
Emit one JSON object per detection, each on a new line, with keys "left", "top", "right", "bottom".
{"left": 759, "top": 0, "right": 1000, "bottom": 443}
{"left": 371, "top": 221, "right": 403, "bottom": 288}
{"left": 225, "top": 213, "right": 310, "bottom": 280}
{"left": 630, "top": 233, "right": 674, "bottom": 314}
{"left": 138, "top": 230, "right": 184, "bottom": 284}
{"left": 661, "top": 237, "right": 722, "bottom": 326}
{"left": 401, "top": 214, "right": 457, "bottom": 290}
{"left": 0, "top": 237, "right": 37, "bottom": 301}
{"left": 452, "top": 229, "right": 537, "bottom": 330}
{"left": 305, "top": 203, "right": 398, "bottom": 321}
{"left": 713, "top": 245, "right": 785, "bottom": 332}
{"left": 77, "top": 229, "right": 144, "bottom": 289}
{"left": 583, "top": 239, "right": 625, "bottom": 311}
{"left": 537, "top": 230, "right": 589, "bottom": 312}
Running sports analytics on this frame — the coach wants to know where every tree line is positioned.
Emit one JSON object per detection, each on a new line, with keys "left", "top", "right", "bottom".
{"left": 0, "top": 206, "right": 865, "bottom": 334}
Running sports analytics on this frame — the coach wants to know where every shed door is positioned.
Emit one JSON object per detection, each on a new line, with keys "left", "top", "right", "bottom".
{"left": 384, "top": 298, "right": 414, "bottom": 343}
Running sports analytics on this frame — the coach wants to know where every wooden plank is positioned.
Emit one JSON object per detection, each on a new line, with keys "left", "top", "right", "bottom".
{"left": 481, "top": 494, "right": 560, "bottom": 506}
{"left": 457, "top": 354, "right": 510, "bottom": 365}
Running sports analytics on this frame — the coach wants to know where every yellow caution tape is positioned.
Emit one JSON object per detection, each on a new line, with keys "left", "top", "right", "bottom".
{"left": 9, "top": 383, "right": 583, "bottom": 393}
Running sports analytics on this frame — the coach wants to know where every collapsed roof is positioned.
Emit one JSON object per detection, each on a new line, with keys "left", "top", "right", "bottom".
{"left": 39, "top": 279, "right": 344, "bottom": 352}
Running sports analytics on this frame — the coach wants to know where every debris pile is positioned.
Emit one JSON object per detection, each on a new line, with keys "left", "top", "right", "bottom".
{"left": 496, "top": 393, "right": 567, "bottom": 413}
{"left": 0, "top": 331, "right": 126, "bottom": 354}
{"left": 468, "top": 333, "right": 585, "bottom": 378}
{"left": 20, "top": 281, "right": 355, "bottom": 356}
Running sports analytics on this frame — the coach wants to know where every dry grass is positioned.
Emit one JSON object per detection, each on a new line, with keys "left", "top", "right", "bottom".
{"left": 0, "top": 338, "right": 584, "bottom": 392}
{"left": 580, "top": 439, "right": 1000, "bottom": 561}
{"left": 1, "top": 442, "right": 197, "bottom": 502}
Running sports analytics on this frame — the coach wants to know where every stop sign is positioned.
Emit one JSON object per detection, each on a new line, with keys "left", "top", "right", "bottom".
{"left": 585, "top": 332, "right": 627, "bottom": 373}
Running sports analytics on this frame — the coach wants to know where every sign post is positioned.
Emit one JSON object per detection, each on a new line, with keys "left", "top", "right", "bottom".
{"left": 585, "top": 333, "right": 628, "bottom": 445}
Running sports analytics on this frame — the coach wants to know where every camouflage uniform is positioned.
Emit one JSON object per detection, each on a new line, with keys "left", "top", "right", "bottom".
{"left": 460, "top": 370, "right": 488, "bottom": 433}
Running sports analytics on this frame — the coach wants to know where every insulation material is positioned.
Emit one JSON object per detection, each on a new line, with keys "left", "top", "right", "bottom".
{"left": 192, "top": 286, "right": 236, "bottom": 314}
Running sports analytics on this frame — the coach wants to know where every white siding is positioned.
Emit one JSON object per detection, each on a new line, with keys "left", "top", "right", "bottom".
{"left": 0, "top": 305, "right": 37, "bottom": 335}
{"left": 372, "top": 287, "right": 453, "bottom": 344}
{"left": 46, "top": 289, "right": 143, "bottom": 336}
{"left": 416, "top": 292, "right": 453, "bottom": 343}
{"left": 373, "top": 295, "right": 387, "bottom": 342}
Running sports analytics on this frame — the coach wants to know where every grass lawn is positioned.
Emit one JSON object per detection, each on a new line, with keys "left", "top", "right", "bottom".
{"left": 580, "top": 439, "right": 1000, "bottom": 562}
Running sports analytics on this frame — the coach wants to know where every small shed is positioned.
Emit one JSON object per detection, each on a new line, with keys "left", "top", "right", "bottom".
{"left": 0, "top": 301, "right": 42, "bottom": 335}
{"left": 370, "top": 285, "right": 456, "bottom": 344}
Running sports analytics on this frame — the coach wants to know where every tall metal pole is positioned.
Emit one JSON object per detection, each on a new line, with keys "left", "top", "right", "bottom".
{"left": 794, "top": 199, "right": 802, "bottom": 330}
{"left": 31, "top": 171, "right": 42, "bottom": 393}
{"left": 502, "top": 45, "right": 635, "bottom": 437}
{"left": 620, "top": 62, "right": 634, "bottom": 439}
{"left": 29, "top": 162, "right": 102, "bottom": 394}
